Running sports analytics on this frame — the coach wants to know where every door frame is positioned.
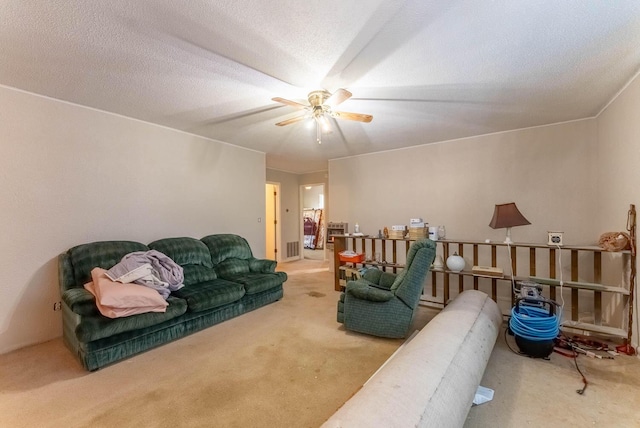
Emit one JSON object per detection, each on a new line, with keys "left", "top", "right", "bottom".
{"left": 300, "top": 182, "right": 326, "bottom": 261}
{"left": 265, "top": 182, "right": 281, "bottom": 262}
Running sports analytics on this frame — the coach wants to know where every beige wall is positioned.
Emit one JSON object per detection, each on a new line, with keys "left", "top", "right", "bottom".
{"left": 0, "top": 86, "right": 266, "bottom": 353}
{"left": 329, "top": 74, "right": 640, "bottom": 349}
{"left": 266, "top": 168, "right": 301, "bottom": 261}
{"left": 596, "top": 72, "right": 640, "bottom": 349}
{"left": 303, "top": 185, "right": 324, "bottom": 209}
{"left": 329, "top": 119, "right": 597, "bottom": 244}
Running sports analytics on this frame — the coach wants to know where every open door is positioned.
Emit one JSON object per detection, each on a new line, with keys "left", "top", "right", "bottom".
{"left": 265, "top": 183, "right": 280, "bottom": 261}
{"left": 301, "top": 183, "right": 325, "bottom": 261}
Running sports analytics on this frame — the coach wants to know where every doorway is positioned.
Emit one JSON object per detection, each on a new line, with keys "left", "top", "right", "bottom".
{"left": 301, "top": 184, "right": 325, "bottom": 260}
{"left": 265, "top": 182, "right": 280, "bottom": 261}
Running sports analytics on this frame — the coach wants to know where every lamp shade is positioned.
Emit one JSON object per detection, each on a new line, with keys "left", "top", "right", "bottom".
{"left": 489, "top": 203, "right": 530, "bottom": 229}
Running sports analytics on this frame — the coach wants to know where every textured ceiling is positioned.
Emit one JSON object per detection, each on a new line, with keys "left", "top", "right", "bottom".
{"left": 2, "top": 1, "right": 640, "bottom": 173}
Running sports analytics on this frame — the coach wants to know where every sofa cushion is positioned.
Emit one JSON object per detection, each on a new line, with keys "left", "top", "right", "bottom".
{"left": 216, "top": 258, "right": 250, "bottom": 277}
{"left": 201, "top": 234, "right": 253, "bottom": 264}
{"left": 148, "top": 237, "right": 214, "bottom": 268}
{"left": 75, "top": 296, "right": 187, "bottom": 343}
{"left": 148, "top": 237, "right": 217, "bottom": 286}
{"left": 223, "top": 272, "right": 286, "bottom": 295}
{"left": 181, "top": 265, "right": 218, "bottom": 286}
{"left": 68, "top": 241, "right": 149, "bottom": 287}
{"left": 171, "top": 279, "right": 245, "bottom": 312}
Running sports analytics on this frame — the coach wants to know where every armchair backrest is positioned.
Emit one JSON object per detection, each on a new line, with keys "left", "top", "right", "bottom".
{"left": 391, "top": 239, "right": 437, "bottom": 309}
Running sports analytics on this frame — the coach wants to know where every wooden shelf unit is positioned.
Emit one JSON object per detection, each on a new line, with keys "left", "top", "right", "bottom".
{"left": 332, "top": 234, "right": 636, "bottom": 341}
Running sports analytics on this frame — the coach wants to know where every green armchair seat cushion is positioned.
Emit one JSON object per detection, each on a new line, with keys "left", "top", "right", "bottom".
{"left": 75, "top": 297, "right": 187, "bottom": 342}
{"left": 171, "top": 279, "right": 245, "bottom": 312}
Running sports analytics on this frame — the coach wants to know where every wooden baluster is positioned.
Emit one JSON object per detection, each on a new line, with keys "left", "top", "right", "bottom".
{"left": 334, "top": 236, "right": 346, "bottom": 291}
{"left": 431, "top": 241, "right": 439, "bottom": 298}
{"left": 594, "top": 251, "right": 602, "bottom": 325}
{"left": 392, "top": 239, "right": 398, "bottom": 273}
{"left": 381, "top": 239, "right": 387, "bottom": 272}
{"left": 549, "top": 248, "right": 556, "bottom": 301}
{"left": 371, "top": 239, "right": 377, "bottom": 266}
{"left": 491, "top": 245, "right": 497, "bottom": 302}
{"left": 529, "top": 247, "right": 536, "bottom": 301}
{"left": 571, "top": 250, "right": 579, "bottom": 321}
{"left": 458, "top": 243, "right": 464, "bottom": 293}
{"left": 529, "top": 248, "right": 536, "bottom": 276}
{"left": 511, "top": 245, "right": 517, "bottom": 306}
{"left": 473, "top": 244, "right": 479, "bottom": 290}
{"left": 443, "top": 242, "right": 450, "bottom": 305}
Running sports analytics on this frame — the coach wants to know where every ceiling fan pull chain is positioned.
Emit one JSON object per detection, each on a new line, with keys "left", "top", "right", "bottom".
{"left": 316, "top": 120, "right": 322, "bottom": 144}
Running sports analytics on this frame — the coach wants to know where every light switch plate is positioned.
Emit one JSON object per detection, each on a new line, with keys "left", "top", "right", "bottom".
{"left": 548, "top": 231, "right": 564, "bottom": 246}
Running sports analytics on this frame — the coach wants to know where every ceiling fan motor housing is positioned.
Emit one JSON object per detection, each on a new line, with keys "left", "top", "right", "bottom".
{"left": 308, "top": 90, "right": 331, "bottom": 107}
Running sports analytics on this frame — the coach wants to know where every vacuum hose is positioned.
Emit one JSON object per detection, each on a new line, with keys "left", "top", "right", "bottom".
{"left": 509, "top": 301, "right": 560, "bottom": 342}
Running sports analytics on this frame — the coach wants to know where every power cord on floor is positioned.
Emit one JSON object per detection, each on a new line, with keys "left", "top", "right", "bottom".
{"left": 573, "top": 345, "right": 589, "bottom": 395}
{"left": 504, "top": 325, "right": 524, "bottom": 356}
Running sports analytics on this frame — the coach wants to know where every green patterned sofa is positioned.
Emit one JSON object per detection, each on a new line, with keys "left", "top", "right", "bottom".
{"left": 59, "top": 234, "right": 286, "bottom": 371}
{"left": 337, "top": 238, "right": 436, "bottom": 338}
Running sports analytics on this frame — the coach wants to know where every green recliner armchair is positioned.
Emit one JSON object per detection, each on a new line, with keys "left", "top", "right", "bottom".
{"left": 337, "top": 238, "right": 437, "bottom": 338}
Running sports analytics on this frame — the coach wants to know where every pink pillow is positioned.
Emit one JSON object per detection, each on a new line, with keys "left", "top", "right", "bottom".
{"left": 84, "top": 268, "right": 168, "bottom": 318}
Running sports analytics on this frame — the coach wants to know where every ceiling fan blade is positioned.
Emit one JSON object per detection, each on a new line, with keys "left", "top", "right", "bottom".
{"left": 325, "top": 88, "right": 352, "bottom": 107}
{"left": 332, "top": 111, "right": 373, "bottom": 123}
{"left": 272, "top": 97, "right": 309, "bottom": 110}
{"left": 275, "top": 113, "right": 308, "bottom": 126}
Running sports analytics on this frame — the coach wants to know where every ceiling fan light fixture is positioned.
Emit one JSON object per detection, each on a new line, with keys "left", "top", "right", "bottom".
{"left": 319, "top": 115, "right": 330, "bottom": 131}
{"left": 272, "top": 88, "right": 372, "bottom": 144}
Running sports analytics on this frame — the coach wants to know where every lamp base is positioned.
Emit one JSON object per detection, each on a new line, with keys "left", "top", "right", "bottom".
{"left": 504, "top": 227, "right": 513, "bottom": 244}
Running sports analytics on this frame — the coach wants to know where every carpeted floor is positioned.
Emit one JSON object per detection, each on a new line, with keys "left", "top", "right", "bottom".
{"left": 0, "top": 259, "right": 435, "bottom": 428}
{"left": 2, "top": 259, "right": 639, "bottom": 427}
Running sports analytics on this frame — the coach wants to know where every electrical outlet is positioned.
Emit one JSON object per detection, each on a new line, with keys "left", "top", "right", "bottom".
{"left": 547, "top": 231, "right": 564, "bottom": 246}
{"left": 53, "top": 301, "right": 62, "bottom": 311}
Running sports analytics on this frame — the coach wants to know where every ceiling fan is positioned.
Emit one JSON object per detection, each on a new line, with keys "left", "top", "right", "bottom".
{"left": 272, "top": 89, "right": 372, "bottom": 144}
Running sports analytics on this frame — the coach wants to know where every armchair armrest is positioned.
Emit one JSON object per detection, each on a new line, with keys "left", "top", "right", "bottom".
{"left": 346, "top": 281, "right": 394, "bottom": 302}
{"left": 249, "top": 258, "right": 276, "bottom": 273}
{"left": 362, "top": 269, "right": 397, "bottom": 289}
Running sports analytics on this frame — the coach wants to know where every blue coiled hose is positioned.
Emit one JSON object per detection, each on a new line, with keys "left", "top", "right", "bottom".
{"left": 509, "top": 305, "right": 560, "bottom": 341}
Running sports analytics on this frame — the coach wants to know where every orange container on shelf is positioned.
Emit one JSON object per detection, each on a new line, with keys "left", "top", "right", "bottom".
{"left": 339, "top": 252, "right": 365, "bottom": 263}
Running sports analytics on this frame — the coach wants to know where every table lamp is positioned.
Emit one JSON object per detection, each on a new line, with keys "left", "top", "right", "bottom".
{"left": 489, "top": 202, "right": 530, "bottom": 244}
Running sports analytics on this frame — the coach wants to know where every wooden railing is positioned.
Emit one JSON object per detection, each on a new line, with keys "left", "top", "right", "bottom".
{"left": 333, "top": 231, "right": 635, "bottom": 342}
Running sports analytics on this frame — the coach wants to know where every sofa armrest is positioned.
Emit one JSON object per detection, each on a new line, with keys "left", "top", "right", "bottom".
{"left": 346, "top": 281, "right": 394, "bottom": 302}
{"left": 62, "top": 288, "right": 99, "bottom": 316}
{"left": 249, "top": 258, "right": 276, "bottom": 273}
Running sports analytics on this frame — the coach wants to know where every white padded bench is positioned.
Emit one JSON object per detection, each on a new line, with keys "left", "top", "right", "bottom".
{"left": 322, "top": 289, "right": 502, "bottom": 428}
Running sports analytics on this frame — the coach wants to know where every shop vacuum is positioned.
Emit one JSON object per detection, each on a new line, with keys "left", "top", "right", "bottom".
{"left": 508, "top": 281, "right": 561, "bottom": 358}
